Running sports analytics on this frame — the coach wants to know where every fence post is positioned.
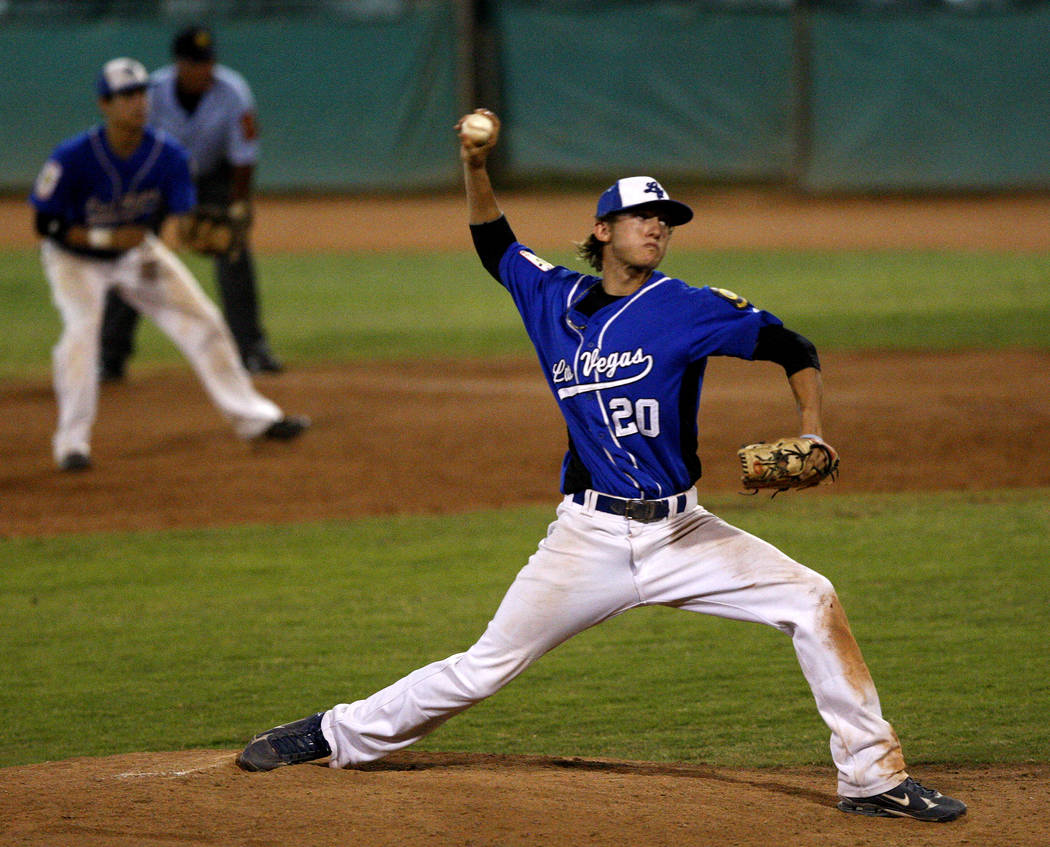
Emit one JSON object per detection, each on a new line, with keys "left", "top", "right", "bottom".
{"left": 789, "top": 2, "right": 814, "bottom": 190}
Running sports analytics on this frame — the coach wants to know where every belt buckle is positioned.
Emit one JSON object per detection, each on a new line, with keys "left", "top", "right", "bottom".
{"left": 623, "top": 499, "right": 660, "bottom": 523}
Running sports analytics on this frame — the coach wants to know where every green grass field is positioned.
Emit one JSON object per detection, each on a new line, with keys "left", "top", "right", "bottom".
{"left": 2, "top": 492, "right": 1048, "bottom": 770}
{"left": 2, "top": 246, "right": 1048, "bottom": 770}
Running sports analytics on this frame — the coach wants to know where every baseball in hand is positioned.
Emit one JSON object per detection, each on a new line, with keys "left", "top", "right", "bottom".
{"left": 461, "top": 113, "right": 494, "bottom": 146}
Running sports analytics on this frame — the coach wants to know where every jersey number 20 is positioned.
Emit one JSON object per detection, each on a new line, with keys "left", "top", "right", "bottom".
{"left": 609, "top": 397, "right": 660, "bottom": 437}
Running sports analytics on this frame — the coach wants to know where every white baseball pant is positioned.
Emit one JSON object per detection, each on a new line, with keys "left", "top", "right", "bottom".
{"left": 322, "top": 488, "right": 909, "bottom": 798}
{"left": 42, "top": 234, "right": 282, "bottom": 462}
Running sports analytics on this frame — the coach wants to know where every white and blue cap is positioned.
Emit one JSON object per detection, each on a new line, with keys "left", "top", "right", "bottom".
{"left": 96, "top": 57, "right": 149, "bottom": 99}
{"left": 595, "top": 176, "right": 693, "bottom": 226}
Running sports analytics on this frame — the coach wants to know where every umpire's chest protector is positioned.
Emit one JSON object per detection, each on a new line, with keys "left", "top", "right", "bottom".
{"left": 496, "top": 244, "right": 781, "bottom": 499}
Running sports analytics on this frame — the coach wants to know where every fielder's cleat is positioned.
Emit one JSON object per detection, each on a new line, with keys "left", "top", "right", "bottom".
{"left": 261, "top": 415, "right": 310, "bottom": 441}
{"left": 838, "top": 777, "right": 967, "bottom": 822}
{"left": 237, "top": 711, "right": 331, "bottom": 772}
{"left": 58, "top": 452, "right": 92, "bottom": 472}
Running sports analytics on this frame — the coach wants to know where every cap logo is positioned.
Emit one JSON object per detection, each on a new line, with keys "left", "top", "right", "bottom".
{"left": 644, "top": 180, "right": 666, "bottom": 200}
{"left": 594, "top": 175, "right": 693, "bottom": 227}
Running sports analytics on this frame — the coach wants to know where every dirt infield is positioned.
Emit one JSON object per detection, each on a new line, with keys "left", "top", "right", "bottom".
{"left": 5, "top": 188, "right": 1050, "bottom": 252}
{"left": 3, "top": 351, "right": 1050, "bottom": 537}
{"left": 2, "top": 190, "right": 1048, "bottom": 845}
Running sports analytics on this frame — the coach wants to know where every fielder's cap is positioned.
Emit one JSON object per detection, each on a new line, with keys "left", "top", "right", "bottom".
{"left": 96, "top": 57, "right": 149, "bottom": 99}
{"left": 173, "top": 25, "right": 216, "bottom": 61}
{"left": 595, "top": 176, "right": 693, "bottom": 226}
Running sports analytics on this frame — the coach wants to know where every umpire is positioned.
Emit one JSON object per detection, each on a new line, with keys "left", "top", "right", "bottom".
{"left": 100, "top": 24, "right": 282, "bottom": 377}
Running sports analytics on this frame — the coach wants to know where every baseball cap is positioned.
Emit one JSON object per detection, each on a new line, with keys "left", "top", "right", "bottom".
{"left": 96, "top": 57, "right": 149, "bottom": 99}
{"left": 173, "top": 25, "right": 216, "bottom": 61}
{"left": 595, "top": 176, "right": 693, "bottom": 226}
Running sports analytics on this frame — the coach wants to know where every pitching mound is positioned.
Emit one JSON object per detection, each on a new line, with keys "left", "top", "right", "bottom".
{"left": 1, "top": 750, "right": 1046, "bottom": 846}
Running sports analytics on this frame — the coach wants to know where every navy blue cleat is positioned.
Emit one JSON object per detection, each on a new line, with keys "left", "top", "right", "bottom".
{"left": 58, "top": 452, "right": 92, "bottom": 472}
{"left": 236, "top": 711, "right": 331, "bottom": 772}
{"left": 260, "top": 415, "right": 310, "bottom": 441}
{"left": 838, "top": 777, "right": 967, "bottom": 822}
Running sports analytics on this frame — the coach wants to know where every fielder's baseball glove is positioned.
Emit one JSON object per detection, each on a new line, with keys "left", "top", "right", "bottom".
{"left": 737, "top": 436, "right": 839, "bottom": 494}
{"left": 178, "top": 202, "right": 251, "bottom": 256}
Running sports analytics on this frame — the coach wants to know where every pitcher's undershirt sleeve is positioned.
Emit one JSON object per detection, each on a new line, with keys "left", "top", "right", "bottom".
{"left": 751, "top": 324, "right": 820, "bottom": 376}
{"left": 469, "top": 215, "right": 517, "bottom": 281}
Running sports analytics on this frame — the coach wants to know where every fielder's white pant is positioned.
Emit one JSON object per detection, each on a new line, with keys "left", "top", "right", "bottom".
{"left": 323, "top": 489, "right": 908, "bottom": 797}
{"left": 42, "top": 235, "right": 283, "bottom": 462}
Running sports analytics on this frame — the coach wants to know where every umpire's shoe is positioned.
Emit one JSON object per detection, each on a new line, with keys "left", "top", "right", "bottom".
{"left": 261, "top": 415, "right": 310, "bottom": 441}
{"left": 242, "top": 341, "right": 283, "bottom": 375}
{"left": 98, "top": 359, "right": 125, "bottom": 383}
{"left": 237, "top": 711, "right": 331, "bottom": 771}
{"left": 838, "top": 777, "right": 967, "bottom": 822}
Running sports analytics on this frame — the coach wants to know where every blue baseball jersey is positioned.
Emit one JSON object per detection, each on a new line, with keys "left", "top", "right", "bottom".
{"left": 30, "top": 125, "right": 195, "bottom": 248}
{"left": 148, "top": 64, "right": 258, "bottom": 178}
{"left": 497, "top": 242, "right": 781, "bottom": 499}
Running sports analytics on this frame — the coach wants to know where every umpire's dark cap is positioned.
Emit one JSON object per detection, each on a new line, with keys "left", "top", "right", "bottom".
{"left": 173, "top": 25, "right": 216, "bottom": 61}
{"left": 96, "top": 57, "right": 149, "bottom": 99}
{"left": 596, "top": 176, "right": 693, "bottom": 226}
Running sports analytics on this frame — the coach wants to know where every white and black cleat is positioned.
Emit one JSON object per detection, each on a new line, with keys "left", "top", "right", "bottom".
{"left": 838, "top": 777, "right": 967, "bottom": 822}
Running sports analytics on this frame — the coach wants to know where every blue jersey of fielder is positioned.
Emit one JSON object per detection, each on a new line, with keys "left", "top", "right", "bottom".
{"left": 148, "top": 64, "right": 258, "bottom": 178}
{"left": 30, "top": 125, "right": 195, "bottom": 256}
{"left": 497, "top": 242, "right": 781, "bottom": 500}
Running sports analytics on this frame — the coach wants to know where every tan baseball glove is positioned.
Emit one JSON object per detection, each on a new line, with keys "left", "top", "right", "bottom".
{"left": 738, "top": 436, "right": 839, "bottom": 494}
{"left": 177, "top": 202, "right": 251, "bottom": 256}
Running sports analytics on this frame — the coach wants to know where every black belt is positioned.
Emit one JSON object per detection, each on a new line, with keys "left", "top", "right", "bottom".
{"left": 571, "top": 491, "right": 688, "bottom": 523}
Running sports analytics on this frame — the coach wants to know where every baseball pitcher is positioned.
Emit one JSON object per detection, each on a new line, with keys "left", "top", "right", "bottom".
{"left": 235, "top": 111, "right": 965, "bottom": 823}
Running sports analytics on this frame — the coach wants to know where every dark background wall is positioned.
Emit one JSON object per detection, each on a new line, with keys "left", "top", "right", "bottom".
{"left": 2, "top": 0, "right": 1047, "bottom": 193}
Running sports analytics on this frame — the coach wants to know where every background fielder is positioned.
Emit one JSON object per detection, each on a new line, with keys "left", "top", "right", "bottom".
{"left": 234, "top": 111, "right": 966, "bottom": 823}
{"left": 100, "top": 25, "right": 282, "bottom": 379}
{"left": 30, "top": 57, "right": 307, "bottom": 472}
